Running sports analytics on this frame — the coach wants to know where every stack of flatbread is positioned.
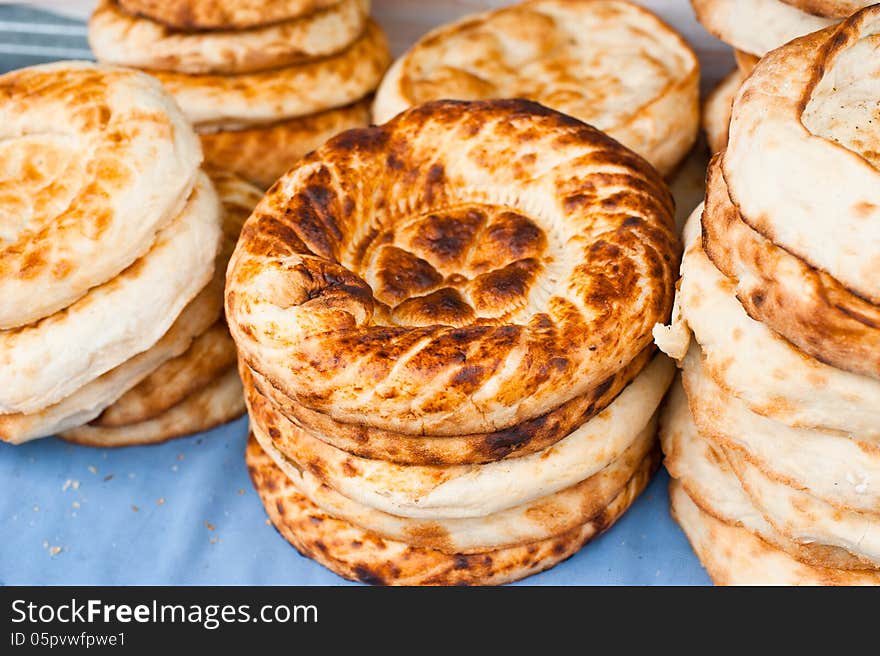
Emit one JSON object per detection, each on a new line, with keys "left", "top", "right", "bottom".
{"left": 693, "top": 0, "right": 872, "bottom": 152}
{"left": 0, "top": 62, "right": 260, "bottom": 447}
{"left": 89, "top": 0, "right": 391, "bottom": 189}
{"left": 226, "top": 99, "right": 681, "bottom": 585}
{"left": 655, "top": 7, "right": 880, "bottom": 584}
{"left": 373, "top": 0, "right": 700, "bottom": 178}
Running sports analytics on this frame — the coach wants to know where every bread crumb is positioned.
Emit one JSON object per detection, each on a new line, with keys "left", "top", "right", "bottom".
{"left": 157, "top": 497, "right": 165, "bottom": 506}
{"left": 205, "top": 521, "right": 215, "bottom": 531}
{"left": 238, "top": 489, "right": 245, "bottom": 495}
{"left": 49, "top": 546, "right": 62, "bottom": 557}
{"left": 131, "top": 505, "right": 139, "bottom": 512}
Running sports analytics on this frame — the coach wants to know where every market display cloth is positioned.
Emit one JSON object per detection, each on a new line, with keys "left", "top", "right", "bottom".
{"left": 0, "top": 1, "right": 724, "bottom": 585}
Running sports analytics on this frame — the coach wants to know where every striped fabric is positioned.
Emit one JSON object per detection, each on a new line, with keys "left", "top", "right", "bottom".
{"left": 0, "top": 3, "right": 92, "bottom": 73}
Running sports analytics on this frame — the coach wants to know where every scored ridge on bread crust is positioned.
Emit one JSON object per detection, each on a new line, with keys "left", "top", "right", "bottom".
{"left": 226, "top": 99, "right": 679, "bottom": 436}
{"left": 245, "top": 347, "right": 653, "bottom": 466}
{"left": 117, "top": 0, "right": 343, "bottom": 31}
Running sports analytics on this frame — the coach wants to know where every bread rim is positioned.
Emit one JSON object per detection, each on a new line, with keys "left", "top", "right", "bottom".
{"left": 779, "top": 0, "right": 872, "bottom": 18}
{"left": 94, "top": 322, "right": 236, "bottom": 428}
{"left": 0, "top": 171, "right": 256, "bottom": 441}
{"left": 703, "top": 157, "right": 880, "bottom": 379}
{"left": 372, "top": 0, "right": 699, "bottom": 176}
{"left": 152, "top": 20, "right": 389, "bottom": 128}
{"left": 246, "top": 432, "right": 653, "bottom": 585}
{"left": 690, "top": 0, "right": 833, "bottom": 56}
{"left": 61, "top": 368, "right": 244, "bottom": 448}
{"left": 198, "top": 99, "right": 371, "bottom": 190}
{"left": 682, "top": 345, "right": 880, "bottom": 520}
{"left": 244, "top": 354, "right": 671, "bottom": 519}
{"left": 89, "top": 0, "right": 369, "bottom": 75}
{"left": 0, "top": 61, "right": 202, "bottom": 328}
{"left": 659, "top": 205, "right": 880, "bottom": 438}
{"left": 723, "top": 8, "right": 880, "bottom": 304}
{"left": 226, "top": 99, "right": 679, "bottom": 435}
{"left": 702, "top": 69, "right": 742, "bottom": 154}
{"left": 661, "top": 378, "right": 874, "bottom": 571}
{"left": 251, "top": 419, "right": 659, "bottom": 554}
{"left": 246, "top": 347, "right": 653, "bottom": 466}
{"left": 117, "top": 0, "right": 342, "bottom": 30}
{"left": 670, "top": 481, "right": 880, "bottom": 585}
{"left": 0, "top": 172, "right": 220, "bottom": 414}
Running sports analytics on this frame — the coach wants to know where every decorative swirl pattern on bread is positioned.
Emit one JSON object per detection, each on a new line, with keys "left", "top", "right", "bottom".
{"left": 226, "top": 99, "right": 679, "bottom": 434}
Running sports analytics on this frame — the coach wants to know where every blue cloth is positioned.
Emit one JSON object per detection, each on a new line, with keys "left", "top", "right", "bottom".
{"left": 0, "top": 420, "right": 709, "bottom": 585}
{"left": 0, "top": 3, "right": 710, "bottom": 586}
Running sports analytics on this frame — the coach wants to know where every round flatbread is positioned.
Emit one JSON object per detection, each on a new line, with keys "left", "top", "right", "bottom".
{"left": 90, "top": 0, "right": 369, "bottom": 75}
{"left": 0, "top": 277, "right": 222, "bottom": 444}
{"left": 373, "top": 0, "right": 699, "bottom": 176}
{"left": 670, "top": 482, "right": 880, "bottom": 585}
{"left": 663, "top": 205, "right": 880, "bottom": 438}
{"left": 703, "top": 158, "right": 880, "bottom": 379}
{"left": 247, "top": 347, "right": 653, "bottom": 466}
{"left": 690, "top": 0, "right": 834, "bottom": 56}
{"left": 226, "top": 99, "right": 679, "bottom": 435}
{"left": 724, "top": 8, "right": 880, "bottom": 304}
{"left": 199, "top": 100, "right": 371, "bottom": 189}
{"left": 252, "top": 422, "right": 658, "bottom": 553}
{"left": 662, "top": 377, "right": 872, "bottom": 571}
{"left": 245, "top": 354, "right": 671, "bottom": 519}
{"left": 726, "top": 446, "right": 880, "bottom": 568}
{"left": 246, "top": 433, "right": 652, "bottom": 585}
{"left": 61, "top": 368, "right": 244, "bottom": 447}
{"left": 153, "top": 21, "right": 389, "bottom": 129}
{"left": 117, "top": 0, "right": 342, "bottom": 30}
{"left": 682, "top": 346, "right": 880, "bottom": 515}
{"left": 0, "top": 61, "right": 201, "bottom": 328}
{"left": 0, "top": 172, "right": 220, "bottom": 414}
{"left": 95, "top": 322, "right": 236, "bottom": 427}
{"left": 702, "top": 69, "right": 742, "bottom": 153}
{"left": 0, "top": 170, "right": 256, "bottom": 441}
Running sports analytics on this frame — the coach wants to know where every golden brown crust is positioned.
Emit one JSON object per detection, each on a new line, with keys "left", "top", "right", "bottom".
{"left": 246, "top": 433, "right": 655, "bottom": 585}
{"left": 153, "top": 21, "right": 389, "bottom": 128}
{"left": 702, "top": 157, "right": 880, "bottom": 378}
{"left": 733, "top": 49, "right": 759, "bottom": 76}
{"left": 91, "top": 0, "right": 369, "bottom": 75}
{"left": 199, "top": 100, "right": 371, "bottom": 189}
{"left": 779, "top": 0, "right": 872, "bottom": 18}
{"left": 117, "top": 0, "right": 342, "bottom": 30}
{"left": 226, "top": 99, "right": 679, "bottom": 435}
{"left": 702, "top": 69, "right": 742, "bottom": 154}
{"left": 245, "top": 347, "right": 652, "bottom": 465}
{"left": 373, "top": 0, "right": 699, "bottom": 176}
{"left": 95, "top": 322, "right": 236, "bottom": 427}
{"left": 61, "top": 368, "right": 244, "bottom": 448}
